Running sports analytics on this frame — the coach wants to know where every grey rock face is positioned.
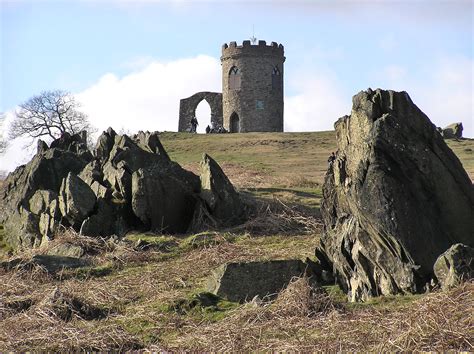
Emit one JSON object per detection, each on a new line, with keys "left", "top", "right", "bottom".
{"left": 47, "top": 242, "right": 85, "bottom": 258}
{"left": 32, "top": 254, "right": 89, "bottom": 273}
{"left": 434, "top": 243, "right": 473, "bottom": 290}
{"left": 442, "top": 122, "right": 463, "bottom": 139}
{"left": 79, "top": 198, "right": 114, "bottom": 237}
{"left": 207, "top": 260, "right": 310, "bottom": 302}
{"left": 59, "top": 172, "right": 97, "bottom": 228}
{"left": 1, "top": 132, "right": 92, "bottom": 250}
{"left": 132, "top": 163, "right": 200, "bottom": 233}
{"left": 318, "top": 89, "right": 474, "bottom": 302}
{"left": 95, "top": 127, "right": 116, "bottom": 162}
{"left": 1, "top": 128, "right": 245, "bottom": 251}
{"left": 200, "top": 153, "right": 245, "bottom": 225}
{"left": 29, "top": 190, "right": 57, "bottom": 215}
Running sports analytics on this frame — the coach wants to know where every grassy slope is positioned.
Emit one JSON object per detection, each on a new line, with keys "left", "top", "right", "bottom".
{"left": 159, "top": 131, "right": 474, "bottom": 187}
{"left": 0, "top": 131, "right": 473, "bottom": 351}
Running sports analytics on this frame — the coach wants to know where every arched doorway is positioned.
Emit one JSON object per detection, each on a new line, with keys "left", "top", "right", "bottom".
{"left": 195, "top": 99, "right": 212, "bottom": 134}
{"left": 230, "top": 112, "right": 240, "bottom": 133}
{"left": 178, "top": 92, "right": 223, "bottom": 132}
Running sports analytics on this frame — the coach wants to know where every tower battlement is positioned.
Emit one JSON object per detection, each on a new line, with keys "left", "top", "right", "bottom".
{"left": 221, "top": 40, "right": 284, "bottom": 58}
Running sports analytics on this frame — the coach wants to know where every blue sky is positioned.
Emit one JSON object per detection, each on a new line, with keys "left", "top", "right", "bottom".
{"left": 0, "top": 0, "right": 473, "bottom": 170}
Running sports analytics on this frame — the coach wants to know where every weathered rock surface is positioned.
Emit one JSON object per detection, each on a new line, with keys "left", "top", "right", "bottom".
{"left": 132, "top": 164, "right": 200, "bottom": 233}
{"left": 1, "top": 128, "right": 246, "bottom": 251}
{"left": 59, "top": 172, "right": 97, "bottom": 228}
{"left": 0, "top": 132, "right": 93, "bottom": 249}
{"left": 434, "top": 243, "right": 473, "bottom": 290}
{"left": 442, "top": 122, "right": 463, "bottom": 139}
{"left": 32, "top": 254, "right": 89, "bottom": 272}
{"left": 200, "top": 153, "right": 245, "bottom": 225}
{"left": 318, "top": 89, "right": 474, "bottom": 302}
{"left": 47, "top": 242, "right": 85, "bottom": 258}
{"left": 207, "top": 260, "right": 312, "bottom": 302}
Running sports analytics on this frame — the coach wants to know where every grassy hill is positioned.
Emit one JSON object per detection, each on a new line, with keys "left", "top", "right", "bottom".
{"left": 0, "top": 131, "right": 473, "bottom": 351}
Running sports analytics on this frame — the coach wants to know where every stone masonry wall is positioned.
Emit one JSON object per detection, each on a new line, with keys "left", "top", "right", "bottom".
{"left": 178, "top": 92, "right": 223, "bottom": 132}
{"left": 221, "top": 40, "right": 285, "bottom": 132}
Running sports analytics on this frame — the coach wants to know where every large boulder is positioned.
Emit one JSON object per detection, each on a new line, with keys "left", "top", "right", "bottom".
{"left": 207, "top": 260, "right": 311, "bottom": 302}
{"left": 131, "top": 162, "right": 200, "bottom": 233}
{"left": 442, "top": 122, "right": 463, "bottom": 139}
{"left": 434, "top": 243, "right": 473, "bottom": 290}
{"left": 59, "top": 172, "right": 97, "bottom": 228}
{"left": 317, "top": 89, "right": 474, "bottom": 302}
{"left": 199, "top": 153, "right": 245, "bottom": 225}
{"left": 1, "top": 132, "right": 93, "bottom": 250}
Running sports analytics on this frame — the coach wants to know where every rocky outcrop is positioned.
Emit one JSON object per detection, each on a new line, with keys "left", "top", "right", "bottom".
{"left": 434, "top": 244, "right": 473, "bottom": 290}
{"left": 200, "top": 153, "right": 245, "bottom": 225}
{"left": 317, "top": 89, "right": 474, "bottom": 302}
{"left": 442, "top": 122, "right": 463, "bottom": 139}
{"left": 207, "top": 260, "right": 312, "bottom": 302}
{"left": 0, "top": 132, "right": 93, "bottom": 249}
{"left": 1, "top": 129, "right": 246, "bottom": 251}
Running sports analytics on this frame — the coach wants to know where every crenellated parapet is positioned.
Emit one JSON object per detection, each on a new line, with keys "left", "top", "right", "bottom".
{"left": 221, "top": 40, "right": 284, "bottom": 60}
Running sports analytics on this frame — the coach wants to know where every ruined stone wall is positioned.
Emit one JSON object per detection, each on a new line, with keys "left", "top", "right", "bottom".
{"left": 221, "top": 40, "right": 285, "bottom": 132}
{"left": 178, "top": 92, "right": 223, "bottom": 132}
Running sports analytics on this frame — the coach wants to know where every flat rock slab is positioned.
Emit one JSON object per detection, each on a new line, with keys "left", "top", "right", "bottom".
{"left": 32, "top": 254, "right": 89, "bottom": 273}
{"left": 207, "top": 260, "right": 308, "bottom": 302}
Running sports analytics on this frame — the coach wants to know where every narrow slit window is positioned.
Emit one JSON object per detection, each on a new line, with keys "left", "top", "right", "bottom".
{"left": 229, "top": 66, "right": 241, "bottom": 90}
{"left": 272, "top": 66, "right": 281, "bottom": 90}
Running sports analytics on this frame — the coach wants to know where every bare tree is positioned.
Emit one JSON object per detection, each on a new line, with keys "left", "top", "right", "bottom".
{"left": 9, "top": 90, "right": 94, "bottom": 143}
{"left": 0, "top": 113, "right": 7, "bottom": 154}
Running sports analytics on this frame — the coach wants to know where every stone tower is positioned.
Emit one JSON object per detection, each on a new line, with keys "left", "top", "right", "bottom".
{"left": 221, "top": 40, "right": 285, "bottom": 132}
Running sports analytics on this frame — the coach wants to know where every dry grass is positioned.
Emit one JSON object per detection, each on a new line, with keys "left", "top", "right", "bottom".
{"left": 166, "top": 280, "right": 474, "bottom": 351}
{"left": 1, "top": 132, "right": 473, "bottom": 351}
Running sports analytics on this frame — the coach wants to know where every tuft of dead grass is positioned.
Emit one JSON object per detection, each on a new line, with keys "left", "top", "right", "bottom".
{"left": 167, "top": 281, "right": 474, "bottom": 351}
{"left": 229, "top": 196, "right": 323, "bottom": 235}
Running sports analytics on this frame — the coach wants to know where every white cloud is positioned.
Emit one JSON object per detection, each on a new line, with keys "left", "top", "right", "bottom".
{"left": 375, "top": 57, "right": 473, "bottom": 137}
{"left": 284, "top": 69, "right": 348, "bottom": 132}
{"left": 76, "top": 55, "right": 221, "bottom": 135}
{"left": 414, "top": 57, "right": 473, "bottom": 136}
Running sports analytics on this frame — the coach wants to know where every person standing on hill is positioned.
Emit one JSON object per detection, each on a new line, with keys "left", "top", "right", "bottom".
{"left": 328, "top": 152, "right": 336, "bottom": 166}
{"left": 190, "top": 116, "right": 198, "bottom": 133}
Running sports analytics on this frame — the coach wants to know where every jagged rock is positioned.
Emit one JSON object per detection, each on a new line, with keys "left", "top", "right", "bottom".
{"left": 29, "top": 190, "right": 57, "bottom": 215}
{"left": 37, "top": 139, "right": 48, "bottom": 154}
{"left": 59, "top": 172, "right": 97, "bottom": 228}
{"left": 133, "top": 130, "right": 170, "bottom": 158}
{"left": 3, "top": 207, "right": 41, "bottom": 249}
{"left": 434, "top": 244, "right": 474, "bottom": 290}
{"left": 78, "top": 160, "right": 103, "bottom": 186}
{"left": 107, "top": 134, "right": 169, "bottom": 172}
{"left": 199, "top": 153, "right": 245, "bottom": 225}
{"left": 49, "top": 131, "right": 93, "bottom": 161}
{"left": 131, "top": 163, "right": 200, "bottom": 233}
{"left": 207, "top": 260, "right": 312, "bottom": 302}
{"left": 318, "top": 89, "right": 474, "bottom": 302}
{"left": 95, "top": 127, "right": 116, "bottom": 163}
{"left": 1, "top": 145, "right": 92, "bottom": 219}
{"left": 1, "top": 128, "right": 244, "bottom": 251}
{"left": 442, "top": 122, "right": 463, "bottom": 139}
{"left": 79, "top": 198, "right": 114, "bottom": 237}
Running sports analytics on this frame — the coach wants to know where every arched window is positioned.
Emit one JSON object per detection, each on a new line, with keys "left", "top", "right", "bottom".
{"left": 229, "top": 66, "right": 241, "bottom": 90}
{"left": 272, "top": 66, "right": 281, "bottom": 90}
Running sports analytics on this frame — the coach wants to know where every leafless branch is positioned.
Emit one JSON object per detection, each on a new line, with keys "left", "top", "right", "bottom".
{"left": 8, "top": 90, "right": 94, "bottom": 145}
